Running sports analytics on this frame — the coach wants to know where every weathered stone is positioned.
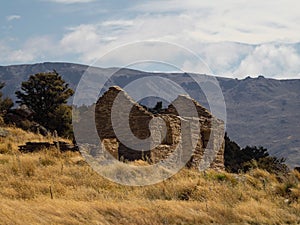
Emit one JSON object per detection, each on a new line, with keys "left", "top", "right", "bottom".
{"left": 18, "top": 141, "right": 78, "bottom": 153}
{"left": 101, "top": 138, "right": 119, "bottom": 159}
{"left": 95, "top": 86, "right": 225, "bottom": 170}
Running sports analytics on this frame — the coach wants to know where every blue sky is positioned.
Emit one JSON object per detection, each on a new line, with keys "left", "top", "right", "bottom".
{"left": 1, "top": 0, "right": 300, "bottom": 78}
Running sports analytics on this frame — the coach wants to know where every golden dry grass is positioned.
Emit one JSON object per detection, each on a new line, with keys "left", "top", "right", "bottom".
{"left": 0, "top": 126, "right": 69, "bottom": 155}
{"left": 0, "top": 127, "right": 299, "bottom": 224}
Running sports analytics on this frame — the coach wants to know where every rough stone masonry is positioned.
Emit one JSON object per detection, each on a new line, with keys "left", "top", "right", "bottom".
{"left": 95, "top": 86, "right": 225, "bottom": 170}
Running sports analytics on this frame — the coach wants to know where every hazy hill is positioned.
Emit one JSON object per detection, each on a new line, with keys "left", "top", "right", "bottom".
{"left": 0, "top": 62, "right": 299, "bottom": 167}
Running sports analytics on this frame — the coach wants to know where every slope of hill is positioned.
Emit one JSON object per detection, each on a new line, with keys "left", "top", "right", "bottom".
{"left": 0, "top": 62, "right": 299, "bottom": 167}
{"left": 0, "top": 127, "right": 299, "bottom": 224}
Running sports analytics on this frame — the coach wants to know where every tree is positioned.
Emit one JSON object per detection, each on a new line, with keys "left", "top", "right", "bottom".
{"left": 0, "top": 82, "right": 13, "bottom": 119}
{"left": 224, "top": 133, "right": 288, "bottom": 174}
{"left": 49, "top": 104, "right": 73, "bottom": 137}
{"left": 224, "top": 133, "right": 245, "bottom": 173}
{"left": 15, "top": 71, "right": 74, "bottom": 137}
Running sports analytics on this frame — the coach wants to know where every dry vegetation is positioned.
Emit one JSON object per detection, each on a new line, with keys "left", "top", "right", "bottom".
{"left": 0, "top": 127, "right": 299, "bottom": 225}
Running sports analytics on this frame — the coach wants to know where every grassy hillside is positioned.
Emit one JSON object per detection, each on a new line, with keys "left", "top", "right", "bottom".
{"left": 0, "top": 127, "right": 299, "bottom": 224}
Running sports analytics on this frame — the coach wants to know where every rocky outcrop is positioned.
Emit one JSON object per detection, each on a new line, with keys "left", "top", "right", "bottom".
{"left": 18, "top": 141, "right": 78, "bottom": 153}
{"left": 95, "top": 86, "right": 225, "bottom": 170}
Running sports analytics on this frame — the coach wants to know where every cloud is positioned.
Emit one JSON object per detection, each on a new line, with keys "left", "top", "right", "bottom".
{"left": 197, "top": 42, "right": 255, "bottom": 74}
{"left": 6, "top": 15, "right": 21, "bottom": 21}
{"left": 0, "top": 44, "right": 34, "bottom": 63}
{"left": 56, "top": 3, "right": 300, "bottom": 51}
{"left": 3, "top": 17, "right": 299, "bottom": 79}
{"left": 58, "top": 18, "right": 192, "bottom": 64}
{"left": 1, "top": 0, "right": 300, "bottom": 79}
{"left": 45, "top": 0, "right": 95, "bottom": 4}
{"left": 60, "top": 25, "right": 100, "bottom": 52}
{"left": 233, "top": 44, "right": 300, "bottom": 79}
{"left": 0, "top": 36, "right": 59, "bottom": 64}
{"left": 1, "top": 31, "right": 300, "bottom": 79}
{"left": 58, "top": 21, "right": 300, "bottom": 78}
{"left": 101, "top": 20, "right": 134, "bottom": 27}
{"left": 181, "top": 42, "right": 300, "bottom": 79}
{"left": 131, "top": 0, "right": 300, "bottom": 44}
{"left": 60, "top": 24, "right": 104, "bottom": 62}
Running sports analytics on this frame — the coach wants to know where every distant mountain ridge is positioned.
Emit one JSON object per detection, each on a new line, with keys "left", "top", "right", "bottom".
{"left": 0, "top": 62, "right": 299, "bottom": 168}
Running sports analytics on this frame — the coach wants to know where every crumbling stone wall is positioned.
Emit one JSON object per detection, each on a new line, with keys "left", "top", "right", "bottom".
{"left": 95, "top": 86, "right": 153, "bottom": 161}
{"left": 95, "top": 86, "right": 225, "bottom": 170}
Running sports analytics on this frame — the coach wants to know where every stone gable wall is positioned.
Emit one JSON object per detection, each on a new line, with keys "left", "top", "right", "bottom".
{"left": 95, "top": 86, "right": 225, "bottom": 170}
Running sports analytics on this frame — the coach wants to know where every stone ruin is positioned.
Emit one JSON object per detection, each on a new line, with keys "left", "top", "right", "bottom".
{"left": 95, "top": 86, "right": 225, "bottom": 170}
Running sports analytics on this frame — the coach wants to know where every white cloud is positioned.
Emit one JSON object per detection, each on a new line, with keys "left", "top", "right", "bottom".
{"left": 60, "top": 25, "right": 100, "bottom": 52}
{"left": 60, "top": 24, "right": 104, "bottom": 62}
{"left": 56, "top": 4, "right": 300, "bottom": 52}
{"left": 1, "top": 0, "right": 300, "bottom": 79}
{"left": 131, "top": 0, "right": 300, "bottom": 44}
{"left": 101, "top": 20, "right": 134, "bottom": 27}
{"left": 57, "top": 21, "right": 300, "bottom": 78}
{"left": 6, "top": 15, "right": 21, "bottom": 21}
{"left": 197, "top": 42, "right": 255, "bottom": 74}
{"left": 233, "top": 44, "right": 300, "bottom": 79}
{"left": 23, "top": 36, "right": 59, "bottom": 57}
{"left": 6, "top": 16, "right": 297, "bottom": 79}
{"left": 182, "top": 43, "right": 300, "bottom": 79}
{"left": 0, "top": 36, "right": 59, "bottom": 64}
{"left": 58, "top": 18, "right": 194, "bottom": 65}
{"left": 0, "top": 44, "right": 34, "bottom": 63}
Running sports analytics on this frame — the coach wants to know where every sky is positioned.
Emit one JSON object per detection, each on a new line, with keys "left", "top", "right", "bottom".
{"left": 1, "top": 0, "right": 300, "bottom": 79}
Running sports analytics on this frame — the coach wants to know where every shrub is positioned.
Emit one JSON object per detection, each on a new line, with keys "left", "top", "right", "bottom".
{"left": 224, "top": 133, "right": 289, "bottom": 174}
